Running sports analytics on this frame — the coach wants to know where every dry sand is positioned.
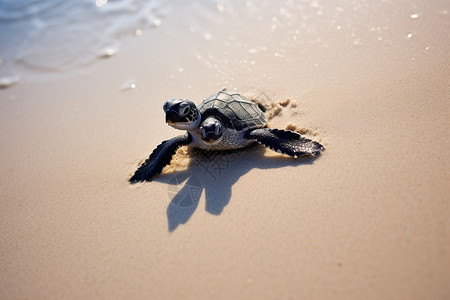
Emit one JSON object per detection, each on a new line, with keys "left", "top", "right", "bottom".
{"left": 1, "top": 1, "right": 449, "bottom": 299}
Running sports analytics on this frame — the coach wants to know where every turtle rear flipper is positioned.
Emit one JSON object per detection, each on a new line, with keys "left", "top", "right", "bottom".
{"left": 130, "top": 134, "right": 191, "bottom": 183}
{"left": 247, "top": 128, "right": 324, "bottom": 157}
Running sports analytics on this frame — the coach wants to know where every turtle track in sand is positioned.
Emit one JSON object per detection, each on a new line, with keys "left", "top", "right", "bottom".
{"left": 250, "top": 95, "right": 324, "bottom": 140}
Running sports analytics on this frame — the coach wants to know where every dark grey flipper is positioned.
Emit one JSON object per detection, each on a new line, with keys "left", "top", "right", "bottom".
{"left": 130, "top": 134, "right": 192, "bottom": 183}
{"left": 247, "top": 128, "right": 324, "bottom": 157}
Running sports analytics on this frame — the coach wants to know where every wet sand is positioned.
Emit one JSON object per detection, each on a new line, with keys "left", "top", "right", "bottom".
{"left": 1, "top": 1, "right": 449, "bottom": 299}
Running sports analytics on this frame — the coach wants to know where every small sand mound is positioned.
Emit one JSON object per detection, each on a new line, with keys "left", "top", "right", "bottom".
{"left": 163, "top": 146, "right": 190, "bottom": 174}
{"left": 268, "top": 106, "right": 282, "bottom": 121}
{"left": 278, "top": 98, "right": 291, "bottom": 107}
{"left": 260, "top": 97, "right": 299, "bottom": 121}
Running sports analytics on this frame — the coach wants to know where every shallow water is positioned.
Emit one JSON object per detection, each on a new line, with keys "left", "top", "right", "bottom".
{"left": 1, "top": 0, "right": 448, "bottom": 86}
{"left": 0, "top": 0, "right": 171, "bottom": 80}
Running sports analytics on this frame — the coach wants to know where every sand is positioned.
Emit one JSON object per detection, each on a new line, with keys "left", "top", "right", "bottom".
{"left": 1, "top": 0, "right": 449, "bottom": 299}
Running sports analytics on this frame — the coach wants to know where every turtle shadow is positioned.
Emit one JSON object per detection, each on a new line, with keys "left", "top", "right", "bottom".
{"left": 154, "top": 144, "right": 321, "bottom": 232}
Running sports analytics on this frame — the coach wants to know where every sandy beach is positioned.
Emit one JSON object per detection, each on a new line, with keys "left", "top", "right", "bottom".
{"left": 1, "top": 0, "right": 449, "bottom": 299}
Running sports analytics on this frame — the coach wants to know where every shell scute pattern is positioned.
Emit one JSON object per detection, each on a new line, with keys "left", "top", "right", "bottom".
{"left": 198, "top": 89, "right": 266, "bottom": 131}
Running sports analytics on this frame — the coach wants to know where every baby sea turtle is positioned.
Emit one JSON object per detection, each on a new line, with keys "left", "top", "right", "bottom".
{"left": 130, "top": 89, "right": 324, "bottom": 182}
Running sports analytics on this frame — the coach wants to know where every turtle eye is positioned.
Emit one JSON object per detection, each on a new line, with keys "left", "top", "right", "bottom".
{"left": 163, "top": 102, "right": 168, "bottom": 112}
{"left": 178, "top": 103, "right": 190, "bottom": 117}
{"left": 215, "top": 123, "right": 222, "bottom": 136}
{"left": 200, "top": 127, "right": 207, "bottom": 138}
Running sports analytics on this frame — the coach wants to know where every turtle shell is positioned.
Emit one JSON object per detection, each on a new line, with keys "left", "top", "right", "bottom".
{"left": 198, "top": 89, "right": 267, "bottom": 131}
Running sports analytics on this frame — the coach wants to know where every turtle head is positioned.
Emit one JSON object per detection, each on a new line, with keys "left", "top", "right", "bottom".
{"left": 163, "top": 99, "right": 200, "bottom": 130}
{"left": 200, "top": 117, "right": 223, "bottom": 144}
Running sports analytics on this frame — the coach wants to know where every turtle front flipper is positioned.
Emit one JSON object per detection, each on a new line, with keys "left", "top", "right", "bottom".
{"left": 247, "top": 128, "right": 324, "bottom": 157}
{"left": 130, "top": 134, "right": 192, "bottom": 183}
